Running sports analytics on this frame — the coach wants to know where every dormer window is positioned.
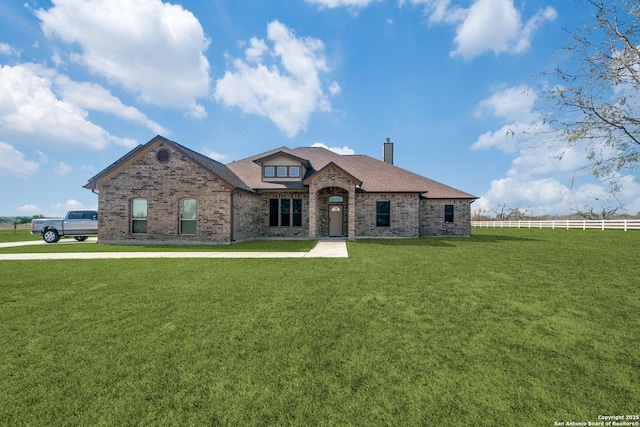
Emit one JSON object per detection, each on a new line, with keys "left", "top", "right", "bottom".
{"left": 289, "top": 166, "right": 300, "bottom": 177}
{"left": 255, "top": 151, "right": 311, "bottom": 182}
{"left": 263, "top": 165, "right": 301, "bottom": 179}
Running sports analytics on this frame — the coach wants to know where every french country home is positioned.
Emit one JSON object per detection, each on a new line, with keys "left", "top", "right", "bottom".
{"left": 84, "top": 135, "right": 476, "bottom": 243}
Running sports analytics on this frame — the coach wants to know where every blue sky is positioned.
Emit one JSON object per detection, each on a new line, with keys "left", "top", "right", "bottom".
{"left": 1, "top": 0, "right": 639, "bottom": 217}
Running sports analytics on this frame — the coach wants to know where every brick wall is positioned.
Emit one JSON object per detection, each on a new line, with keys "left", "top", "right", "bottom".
{"left": 231, "top": 191, "right": 264, "bottom": 242}
{"left": 355, "top": 193, "right": 420, "bottom": 238}
{"left": 97, "top": 146, "right": 233, "bottom": 244}
{"left": 419, "top": 199, "right": 472, "bottom": 237}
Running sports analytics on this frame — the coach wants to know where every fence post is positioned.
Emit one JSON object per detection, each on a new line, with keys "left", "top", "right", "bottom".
{"left": 602, "top": 220, "right": 605, "bottom": 231}
{"left": 566, "top": 220, "right": 569, "bottom": 230}
{"left": 583, "top": 220, "right": 585, "bottom": 230}
{"left": 552, "top": 220, "right": 555, "bottom": 230}
{"left": 624, "top": 219, "right": 627, "bottom": 231}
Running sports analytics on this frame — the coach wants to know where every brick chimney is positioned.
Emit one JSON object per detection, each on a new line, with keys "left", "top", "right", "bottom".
{"left": 382, "top": 137, "right": 394, "bottom": 165}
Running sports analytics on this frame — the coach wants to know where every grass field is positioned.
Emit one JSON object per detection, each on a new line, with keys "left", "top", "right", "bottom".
{"left": 0, "top": 228, "right": 41, "bottom": 243}
{"left": 1, "top": 229, "right": 638, "bottom": 425}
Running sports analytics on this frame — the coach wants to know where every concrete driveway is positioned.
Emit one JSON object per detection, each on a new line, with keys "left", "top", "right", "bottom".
{"left": 0, "top": 238, "right": 348, "bottom": 259}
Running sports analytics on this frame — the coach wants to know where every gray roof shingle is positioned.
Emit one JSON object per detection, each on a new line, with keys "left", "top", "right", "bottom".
{"left": 226, "top": 146, "right": 476, "bottom": 199}
{"left": 86, "top": 136, "right": 475, "bottom": 199}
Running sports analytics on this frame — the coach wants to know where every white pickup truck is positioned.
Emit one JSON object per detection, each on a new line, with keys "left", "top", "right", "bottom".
{"left": 30, "top": 210, "right": 98, "bottom": 243}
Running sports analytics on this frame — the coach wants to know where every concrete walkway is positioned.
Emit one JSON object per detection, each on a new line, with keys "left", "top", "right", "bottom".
{"left": 0, "top": 239, "right": 348, "bottom": 260}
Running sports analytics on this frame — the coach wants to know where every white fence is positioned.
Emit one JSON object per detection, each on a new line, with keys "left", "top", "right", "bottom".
{"left": 472, "top": 219, "right": 640, "bottom": 231}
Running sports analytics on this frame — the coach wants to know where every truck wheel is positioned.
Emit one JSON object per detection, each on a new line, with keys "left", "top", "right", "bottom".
{"left": 74, "top": 236, "right": 88, "bottom": 241}
{"left": 43, "top": 229, "right": 60, "bottom": 243}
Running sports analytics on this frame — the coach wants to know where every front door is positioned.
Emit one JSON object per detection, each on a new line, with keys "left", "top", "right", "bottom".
{"left": 329, "top": 204, "right": 343, "bottom": 237}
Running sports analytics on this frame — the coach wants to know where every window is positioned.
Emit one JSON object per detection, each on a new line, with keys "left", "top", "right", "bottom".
{"left": 269, "top": 198, "right": 302, "bottom": 227}
{"left": 376, "top": 200, "right": 390, "bottom": 227}
{"left": 280, "top": 199, "right": 290, "bottom": 226}
{"left": 67, "top": 211, "right": 83, "bottom": 220}
{"left": 131, "top": 198, "right": 147, "bottom": 233}
{"left": 180, "top": 198, "right": 197, "bottom": 234}
{"left": 263, "top": 165, "right": 302, "bottom": 179}
{"left": 269, "top": 199, "right": 279, "bottom": 226}
{"left": 445, "top": 205, "right": 454, "bottom": 223}
{"left": 83, "top": 211, "right": 98, "bottom": 220}
{"left": 292, "top": 199, "right": 302, "bottom": 226}
{"left": 328, "top": 196, "right": 343, "bottom": 203}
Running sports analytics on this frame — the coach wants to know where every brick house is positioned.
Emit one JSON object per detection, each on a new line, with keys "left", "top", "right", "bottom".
{"left": 84, "top": 135, "right": 476, "bottom": 244}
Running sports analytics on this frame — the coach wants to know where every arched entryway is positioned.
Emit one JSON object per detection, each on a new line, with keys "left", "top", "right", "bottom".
{"left": 316, "top": 188, "right": 348, "bottom": 237}
{"left": 305, "top": 164, "right": 359, "bottom": 241}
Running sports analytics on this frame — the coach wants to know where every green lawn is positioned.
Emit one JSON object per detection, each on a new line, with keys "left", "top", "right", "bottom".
{"left": 1, "top": 229, "right": 638, "bottom": 426}
{"left": 0, "top": 228, "right": 41, "bottom": 242}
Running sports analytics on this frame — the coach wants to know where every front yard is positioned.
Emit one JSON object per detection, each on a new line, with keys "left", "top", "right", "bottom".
{"left": 0, "top": 229, "right": 638, "bottom": 425}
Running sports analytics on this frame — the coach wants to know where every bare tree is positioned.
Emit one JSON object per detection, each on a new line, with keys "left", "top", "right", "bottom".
{"left": 571, "top": 204, "right": 623, "bottom": 219}
{"left": 492, "top": 203, "right": 530, "bottom": 221}
{"left": 493, "top": 203, "right": 512, "bottom": 221}
{"left": 543, "top": 0, "right": 640, "bottom": 186}
{"left": 473, "top": 207, "right": 491, "bottom": 221}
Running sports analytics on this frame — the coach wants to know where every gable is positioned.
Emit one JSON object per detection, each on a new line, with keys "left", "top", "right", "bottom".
{"left": 302, "top": 162, "right": 362, "bottom": 188}
{"left": 85, "top": 136, "right": 253, "bottom": 193}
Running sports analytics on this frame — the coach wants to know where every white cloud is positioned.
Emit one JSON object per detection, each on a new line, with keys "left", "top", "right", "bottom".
{"left": 471, "top": 84, "right": 640, "bottom": 215}
{"left": 0, "top": 42, "right": 21, "bottom": 57}
{"left": 472, "top": 85, "right": 549, "bottom": 152}
{"left": 17, "top": 204, "right": 42, "bottom": 214}
{"left": 472, "top": 139, "right": 640, "bottom": 215}
{"left": 215, "top": 20, "right": 336, "bottom": 137}
{"left": 403, "top": 0, "right": 556, "bottom": 60}
{"left": 0, "top": 64, "right": 136, "bottom": 149}
{"left": 451, "top": 0, "right": 556, "bottom": 60}
{"left": 35, "top": 150, "right": 48, "bottom": 164}
{"left": 328, "top": 81, "right": 342, "bottom": 96}
{"left": 36, "top": 0, "right": 210, "bottom": 113}
{"left": 51, "top": 199, "right": 93, "bottom": 213}
{"left": 476, "top": 85, "right": 537, "bottom": 122}
{"left": 312, "top": 142, "right": 355, "bottom": 155}
{"left": 401, "top": 0, "right": 465, "bottom": 24}
{"left": 472, "top": 124, "right": 521, "bottom": 153}
{"left": 305, "top": 0, "right": 378, "bottom": 9}
{"left": 202, "top": 147, "right": 227, "bottom": 161}
{"left": 476, "top": 176, "right": 570, "bottom": 215}
{"left": 0, "top": 141, "right": 39, "bottom": 177}
{"left": 618, "top": 175, "right": 640, "bottom": 214}
{"left": 54, "top": 75, "right": 168, "bottom": 134}
{"left": 54, "top": 161, "right": 72, "bottom": 175}
{"left": 245, "top": 37, "right": 269, "bottom": 63}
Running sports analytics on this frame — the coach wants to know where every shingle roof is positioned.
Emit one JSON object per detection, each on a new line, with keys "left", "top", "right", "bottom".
{"left": 86, "top": 136, "right": 475, "bottom": 199}
{"left": 226, "top": 146, "right": 476, "bottom": 199}
{"left": 168, "top": 139, "right": 254, "bottom": 192}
